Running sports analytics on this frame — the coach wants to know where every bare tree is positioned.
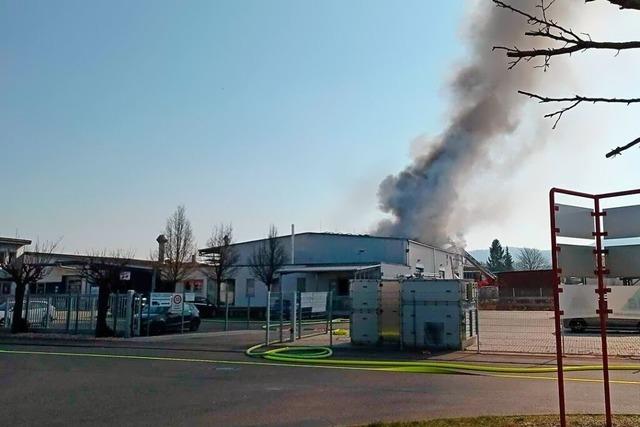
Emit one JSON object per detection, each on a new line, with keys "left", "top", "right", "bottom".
{"left": 79, "top": 250, "right": 134, "bottom": 337}
{"left": 0, "top": 241, "right": 58, "bottom": 333}
{"left": 515, "top": 247, "right": 550, "bottom": 271}
{"left": 248, "top": 225, "right": 286, "bottom": 292}
{"left": 493, "top": 0, "right": 640, "bottom": 157}
{"left": 201, "top": 224, "right": 239, "bottom": 295}
{"left": 154, "top": 205, "right": 196, "bottom": 291}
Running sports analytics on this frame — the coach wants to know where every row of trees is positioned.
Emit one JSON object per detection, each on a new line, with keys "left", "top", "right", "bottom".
{"left": 486, "top": 239, "right": 550, "bottom": 273}
{"left": 0, "top": 205, "right": 287, "bottom": 336}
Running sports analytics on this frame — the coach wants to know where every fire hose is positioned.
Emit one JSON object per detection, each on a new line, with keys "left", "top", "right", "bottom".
{"left": 246, "top": 344, "right": 640, "bottom": 374}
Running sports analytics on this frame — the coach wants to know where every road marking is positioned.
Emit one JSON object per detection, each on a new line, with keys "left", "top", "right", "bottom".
{"left": 1, "top": 348, "right": 639, "bottom": 386}
{"left": 488, "top": 373, "right": 640, "bottom": 385}
{"left": 0, "top": 348, "right": 374, "bottom": 372}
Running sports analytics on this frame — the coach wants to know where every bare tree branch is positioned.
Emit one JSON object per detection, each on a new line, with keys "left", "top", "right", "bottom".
{"left": 519, "top": 91, "right": 640, "bottom": 127}
{"left": 201, "top": 223, "right": 239, "bottom": 289}
{"left": 493, "top": 0, "right": 640, "bottom": 65}
{"left": 153, "top": 205, "right": 196, "bottom": 291}
{"left": 494, "top": 0, "right": 640, "bottom": 157}
{"left": 248, "top": 226, "right": 286, "bottom": 292}
{"left": 586, "top": 0, "right": 640, "bottom": 11}
{"left": 606, "top": 136, "right": 640, "bottom": 157}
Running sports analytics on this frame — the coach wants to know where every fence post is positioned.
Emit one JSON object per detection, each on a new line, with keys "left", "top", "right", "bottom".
{"left": 74, "top": 293, "right": 80, "bottom": 334}
{"left": 146, "top": 293, "right": 152, "bottom": 336}
{"left": 328, "top": 291, "right": 333, "bottom": 348}
{"left": 125, "top": 290, "right": 134, "bottom": 338}
{"left": 224, "top": 284, "right": 229, "bottom": 332}
{"left": 325, "top": 292, "right": 330, "bottom": 334}
{"left": 44, "top": 296, "right": 51, "bottom": 329}
{"left": 475, "top": 307, "right": 480, "bottom": 354}
{"left": 181, "top": 288, "right": 185, "bottom": 334}
{"left": 290, "top": 292, "right": 297, "bottom": 342}
{"left": 4, "top": 300, "right": 9, "bottom": 329}
{"left": 66, "top": 293, "right": 71, "bottom": 332}
{"left": 247, "top": 296, "right": 251, "bottom": 330}
{"left": 265, "top": 291, "right": 271, "bottom": 345}
{"left": 413, "top": 291, "right": 417, "bottom": 348}
{"left": 112, "top": 294, "right": 119, "bottom": 334}
{"left": 279, "top": 291, "right": 284, "bottom": 343}
{"left": 136, "top": 295, "right": 142, "bottom": 336}
{"left": 297, "top": 292, "right": 302, "bottom": 340}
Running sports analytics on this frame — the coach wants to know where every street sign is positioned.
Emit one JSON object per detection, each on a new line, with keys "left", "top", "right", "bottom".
{"left": 120, "top": 271, "right": 131, "bottom": 281}
{"left": 171, "top": 293, "right": 183, "bottom": 313}
{"left": 185, "top": 292, "right": 195, "bottom": 302}
{"left": 150, "top": 292, "right": 172, "bottom": 307}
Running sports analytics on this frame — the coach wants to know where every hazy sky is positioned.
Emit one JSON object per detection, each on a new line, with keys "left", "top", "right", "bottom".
{"left": 2, "top": 1, "right": 639, "bottom": 256}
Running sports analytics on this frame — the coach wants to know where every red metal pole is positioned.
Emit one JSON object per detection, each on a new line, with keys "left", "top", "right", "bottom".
{"left": 593, "top": 196, "right": 613, "bottom": 427}
{"left": 549, "top": 189, "right": 567, "bottom": 427}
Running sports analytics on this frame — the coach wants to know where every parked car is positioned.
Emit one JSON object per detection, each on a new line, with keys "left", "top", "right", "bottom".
{"left": 0, "top": 301, "right": 57, "bottom": 327}
{"left": 140, "top": 303, "right": 200, "bottom": 335}
{"left": 193, "top": 297, "right": 216, "bottom": 318}
{"left": 564, "top": 317, "right": 640, "bottom": 333}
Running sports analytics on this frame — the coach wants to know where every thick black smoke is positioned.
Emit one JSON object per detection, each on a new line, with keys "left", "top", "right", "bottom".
{"left": 375, "top": 1, "right": 565, "bottom": 247}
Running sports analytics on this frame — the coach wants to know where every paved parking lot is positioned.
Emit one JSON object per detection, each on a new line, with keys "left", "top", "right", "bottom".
{"left": 477, "top": 311, "right": 640, "bottom": 356}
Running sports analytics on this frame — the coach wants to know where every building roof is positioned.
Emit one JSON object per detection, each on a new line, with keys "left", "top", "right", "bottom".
{"left": 463, "top": 251, "right": 496, "bottom": 280}
{"left": 0, "top": 237, "right": 32, "bottom": 246}
{"left": 200, "top": 231, "right": 461, "bottom": 256}
{"left": 278, "top": 264, "right": 381, "bottom": 274}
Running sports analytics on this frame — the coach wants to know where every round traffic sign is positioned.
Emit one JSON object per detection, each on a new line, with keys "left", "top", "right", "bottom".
{"left": 172, "top": 294, "right": 183, "bottom": 305}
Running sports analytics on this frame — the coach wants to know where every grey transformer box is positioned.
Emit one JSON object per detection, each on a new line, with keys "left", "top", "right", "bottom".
{"left": 350, "top": 278, "right": 478, "bottom": 351}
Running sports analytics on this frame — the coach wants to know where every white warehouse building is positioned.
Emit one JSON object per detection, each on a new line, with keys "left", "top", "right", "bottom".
{"left": 199, "top": 232, "right": 466, "bottom": 313}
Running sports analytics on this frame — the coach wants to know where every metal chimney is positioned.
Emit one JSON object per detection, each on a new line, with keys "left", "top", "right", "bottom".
{"left": 156, "top": 234, "right": 168, "bottom": 263}
{"left": 291, "top": 224, "right": 295, "bottom": 264}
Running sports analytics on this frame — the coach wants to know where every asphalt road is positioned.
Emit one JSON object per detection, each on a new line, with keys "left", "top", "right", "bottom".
{"left": 1, "top": 332, "right": 639, "bottom": 427}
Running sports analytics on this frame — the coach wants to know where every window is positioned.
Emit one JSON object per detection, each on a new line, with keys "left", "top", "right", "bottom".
{"left": 296, "top": 277, "right": 306, "bottom": 293}
{"left": 246, "top": 278, "right": 255, "bottom": 298}
{"left": 184, "top": 280, "right": 203, "bottom": 292}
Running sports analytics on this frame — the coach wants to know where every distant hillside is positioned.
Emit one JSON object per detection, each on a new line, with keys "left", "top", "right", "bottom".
{"left": 468, "top": 247, "right": 552, "bottom": 264}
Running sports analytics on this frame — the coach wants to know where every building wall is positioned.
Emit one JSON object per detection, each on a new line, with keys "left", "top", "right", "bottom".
{"left": 407, "top": 241, "right": 464, "bottom": 279}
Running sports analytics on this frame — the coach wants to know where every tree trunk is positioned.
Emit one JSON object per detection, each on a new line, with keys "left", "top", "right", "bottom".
{"left": 95, "top": 282, "right": 114, "bottom": 337}
{"left": 11, "top": 281, "right": 28, "bottom": 333}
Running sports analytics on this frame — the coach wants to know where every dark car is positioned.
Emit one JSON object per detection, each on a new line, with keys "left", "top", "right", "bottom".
{"left": 564, "top": 317, "right": 640, "bottom": 333}
{"left": 141, "top": 303, "right": 201, "bottom": 335}
{"left": 193, "top": 297, "right": 216, "bottom": 318}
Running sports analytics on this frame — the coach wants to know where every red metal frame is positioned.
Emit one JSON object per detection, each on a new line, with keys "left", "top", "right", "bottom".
{"left": 548, "top": 187, "right": 640, "bottom": 427}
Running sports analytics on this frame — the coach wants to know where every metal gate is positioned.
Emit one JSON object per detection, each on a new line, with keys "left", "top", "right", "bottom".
{"left": 2, "top": 291, "right": 143, "bottom": 336}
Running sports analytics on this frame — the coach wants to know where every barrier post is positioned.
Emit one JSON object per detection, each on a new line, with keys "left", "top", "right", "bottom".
{"left": 549, "top": 189, "right": 567, "bottom": 427}
{"left": 594, "top": 196, "right": 613, "bottom": 427}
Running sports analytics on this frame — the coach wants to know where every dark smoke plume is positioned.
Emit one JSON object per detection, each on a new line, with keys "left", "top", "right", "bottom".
{"left": 375, "top": 0, "right": 566, "bottom": 247}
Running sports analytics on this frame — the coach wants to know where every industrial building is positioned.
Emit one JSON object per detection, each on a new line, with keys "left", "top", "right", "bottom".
{"left": 200, "top": 232, "right": 470, "bottom": 313}
{"left": 0, "top": 237, "right": 212, "bottom": 301}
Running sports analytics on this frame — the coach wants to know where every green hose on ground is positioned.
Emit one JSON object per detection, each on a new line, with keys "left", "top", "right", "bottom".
{"left": 245, "top": 344, "right": 640, "bottom": 375}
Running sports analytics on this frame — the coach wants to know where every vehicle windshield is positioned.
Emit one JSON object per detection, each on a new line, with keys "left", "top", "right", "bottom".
{"left": 148, "top": 306, "right": 169, "bottom": 315}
